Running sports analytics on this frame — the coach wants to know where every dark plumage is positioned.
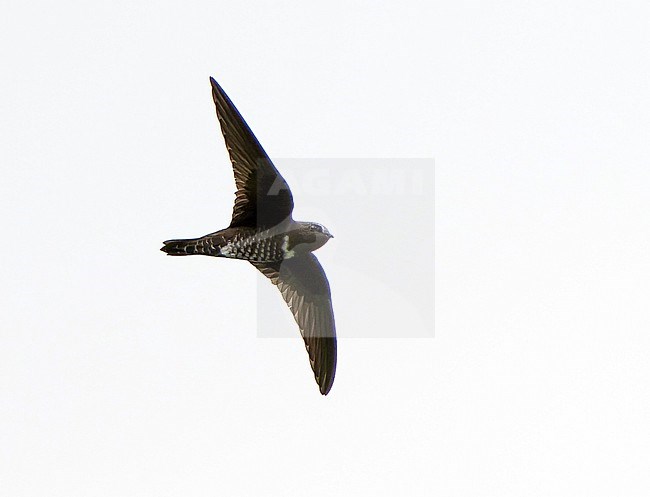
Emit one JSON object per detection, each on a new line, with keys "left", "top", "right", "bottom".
{"left": 161, "top": 77, "right": 337, "bottom": 395}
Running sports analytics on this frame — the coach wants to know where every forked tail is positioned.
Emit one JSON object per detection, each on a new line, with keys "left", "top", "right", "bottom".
{"left": 161, "top": 238, "right": 207, "bottom": 256}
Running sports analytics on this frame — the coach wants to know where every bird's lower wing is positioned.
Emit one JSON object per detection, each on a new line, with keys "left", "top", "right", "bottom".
{"left": 251, "top": 254, "right": 337, "bottom": 395}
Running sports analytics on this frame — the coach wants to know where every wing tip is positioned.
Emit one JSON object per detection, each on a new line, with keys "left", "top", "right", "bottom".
{"left": 318, "top": 363, "right": 336, "bottom": 395}
{"left": 209, "top": 76, "right": 221, "bottom": 101}
{"left": 320, "top": 384, "right": 333, "bottom": 395}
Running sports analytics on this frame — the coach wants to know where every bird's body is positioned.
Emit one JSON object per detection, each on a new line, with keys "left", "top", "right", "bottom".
{"left": 162, "top": 221, "right": 332, "bottom": 262}
{"left": 161, "top": 77, "right": 337, "bottom": 395}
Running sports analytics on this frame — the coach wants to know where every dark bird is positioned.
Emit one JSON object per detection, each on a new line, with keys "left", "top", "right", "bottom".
{"left": 161, "top": 77, "right": 337, "bottom": 395}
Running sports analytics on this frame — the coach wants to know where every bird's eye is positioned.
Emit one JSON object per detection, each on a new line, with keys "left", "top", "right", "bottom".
{"left": 310, "top": 224, "right": 320, "bottom": 231}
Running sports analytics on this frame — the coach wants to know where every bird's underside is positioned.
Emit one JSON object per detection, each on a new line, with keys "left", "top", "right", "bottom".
{"left": 162, "top": 226, "right": 289, "bottom": 261}
{"left": 161, "top": 77, "right": 337, "bottom": 395}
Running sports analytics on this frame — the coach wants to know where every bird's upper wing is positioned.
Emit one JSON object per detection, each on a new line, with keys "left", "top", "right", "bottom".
{"left": 251, "top": 254, "right": 337, "bottom": 395}
{"left": 210, "top": 77, "right": 294, "bottom": 229}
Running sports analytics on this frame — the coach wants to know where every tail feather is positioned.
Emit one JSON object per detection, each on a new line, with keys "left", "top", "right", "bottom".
{"left": 161, "top": 238, "right": 206, "bottom": 256}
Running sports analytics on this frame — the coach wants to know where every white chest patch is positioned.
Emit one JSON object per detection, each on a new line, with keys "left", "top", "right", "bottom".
{"left": 282, "top": 235, "right": 295, "bottom": 258}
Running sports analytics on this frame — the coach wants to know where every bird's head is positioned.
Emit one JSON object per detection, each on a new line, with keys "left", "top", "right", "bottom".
{"left": 289, "top": 222, "right": 334, "bottom": 254}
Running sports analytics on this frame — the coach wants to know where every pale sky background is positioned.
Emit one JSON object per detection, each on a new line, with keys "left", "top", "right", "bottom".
{"left": 2, "top": 1, "right": 650, "bottom": 496}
